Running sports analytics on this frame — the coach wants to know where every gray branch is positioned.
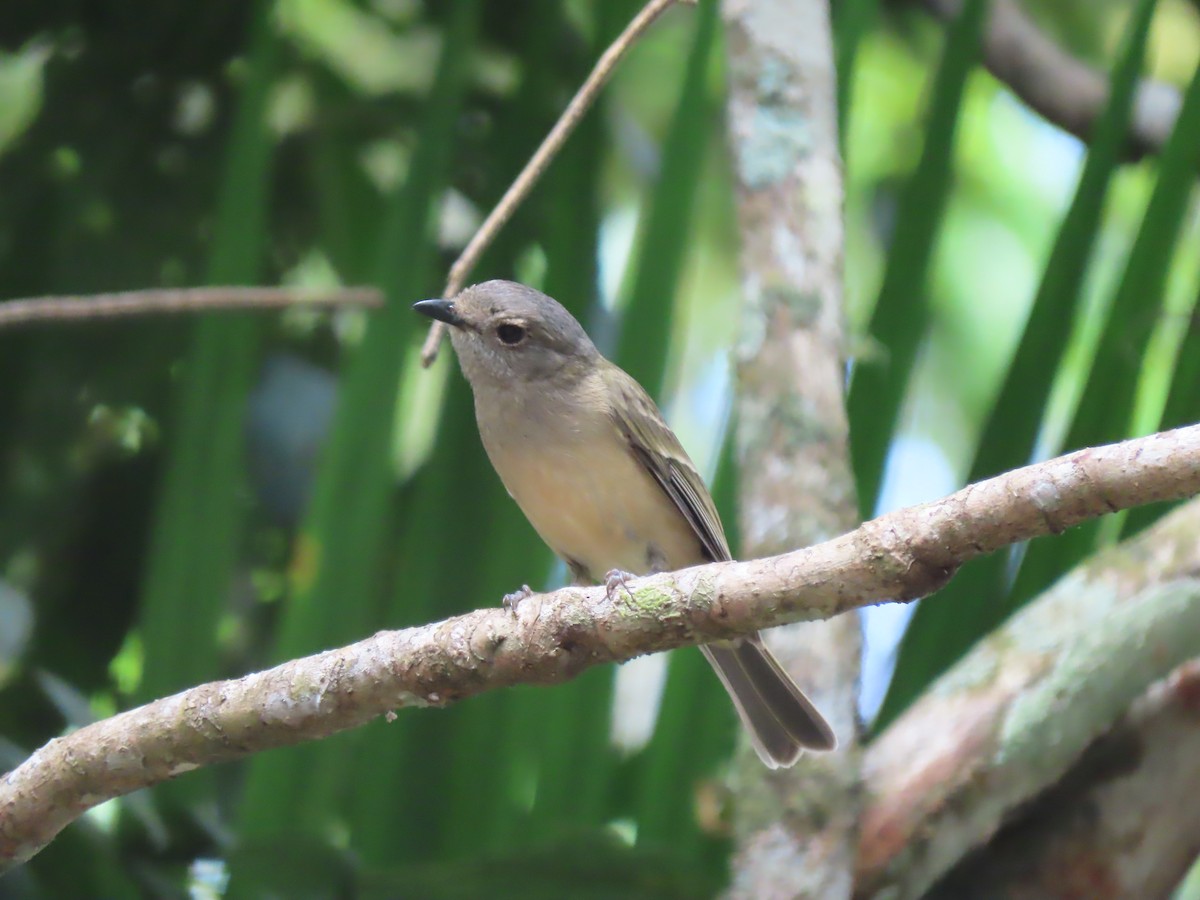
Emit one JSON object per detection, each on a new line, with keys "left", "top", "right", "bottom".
{"left": 0, "top": 286, "right": 383, "bottom": 328}
{"left": 3, "top": 423, "right": 1200, "bottom": 869}
{"left": 929, "top": 658, "right": 1200, "bottom": 898}
{"left": 723, "top": 0, "right": 860, "bottom": 893}
{"left": 859, "top": 498, "right": 1200, "bottom": 898}
{"left": 924, "top": 0, "right": 1183, "bottom": 160}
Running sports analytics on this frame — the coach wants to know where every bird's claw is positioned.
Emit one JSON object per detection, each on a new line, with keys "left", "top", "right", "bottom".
{"left": 502, "top": 584, "right": 533, "bottom": 613}
{"left": 603, "top": 569, "right": 638, "bottom": 603}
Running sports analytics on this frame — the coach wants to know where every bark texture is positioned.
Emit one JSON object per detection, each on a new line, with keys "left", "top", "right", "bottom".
{"left": 724, "top": 0, "right": 862, "bottom": 893}
{"left": 3, "top": 423, "right": 1200, "bottom": 869}
{"left": 858, "top": 498, "right": 1200, "bottom": 898}
{"left": 929, "top": 660, "right": 1200, "bottom": 899}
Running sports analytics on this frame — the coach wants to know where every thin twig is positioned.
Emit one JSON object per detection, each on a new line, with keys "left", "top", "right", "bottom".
{"left": 0, "top": 286, "right": 384, "bottom": 330}
{"left": 419, "top": 0, "right": 689, "bottom": 366}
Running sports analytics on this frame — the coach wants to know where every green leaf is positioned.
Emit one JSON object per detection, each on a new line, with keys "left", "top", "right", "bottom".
{"left": 0, "top": 41, "right": 49, "bottom": 156}
{"left": 432, "top": 23, "right": 588, "bottom": 854}
{"left": 833, "top": 0, "right": 879, "bottom": 135}
{"left": 1011, "top": 6, "right": 1199, "bottom": 608}
{"left": 615, "top": 0, "right": 719, "bottom": 394}
{"left": 1122, "top": 60, "right": 1200, "bottom": 537}
{"left": 874, "top": 0, "right": 1162, "bottom": 729}
{"left": 225, "top": 834, "right": 355, "bottom": 899}
{"left": 847, "top": 0, "right": 989, "bottom": 519}
{"left": 236, "top": 0, "right": 480, "bottom": 839}
{"left": 598, "top": 0, "right": 732, "bottom": 859}
{"left": 499, "top": 3, "right": 650, "bottom": 845}
{"left": 134, "top": 1, "right": 279, "bottom": 807}
{"left": 358, "top": 831, "right": 715, "bottom": 899}
{"left": 349, "top": 8, "right": 608, "bottom": 861}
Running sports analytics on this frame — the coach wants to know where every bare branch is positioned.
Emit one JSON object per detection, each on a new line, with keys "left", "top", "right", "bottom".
{"left": 858, "top": 500, "right": 1200, "bottom": 899}
{"left": 924, "top": 0, "right": 1182, "bottom": 160}
{"left": 0, "top": 286, "right": 383, "bottom": 330}
{"left": 419, "top": 0, "right": 689, "bottom": 367}
{"left": 928, "top": 659, "right": 1200, "bottom": 899}
{"left": 3, "top": 423, "right": 1200, "bottom": 868}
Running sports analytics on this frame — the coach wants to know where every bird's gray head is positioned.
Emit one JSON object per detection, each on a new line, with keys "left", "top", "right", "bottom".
{"left": 413, "top": 280, "right": 599, "bottom": 387}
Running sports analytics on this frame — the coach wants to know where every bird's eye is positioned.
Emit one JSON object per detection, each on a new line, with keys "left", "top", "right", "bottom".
{"left": 496, "top": 323, "right": 526, "bottom": 346}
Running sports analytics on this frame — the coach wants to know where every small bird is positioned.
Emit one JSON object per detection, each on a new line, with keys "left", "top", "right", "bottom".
{"left": 414, "top": 280, "right": 835, "bottom": 767}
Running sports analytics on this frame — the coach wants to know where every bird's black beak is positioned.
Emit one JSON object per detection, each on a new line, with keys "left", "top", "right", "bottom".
{"left": 412, "top": 298, "right": 463, "bottom": 327}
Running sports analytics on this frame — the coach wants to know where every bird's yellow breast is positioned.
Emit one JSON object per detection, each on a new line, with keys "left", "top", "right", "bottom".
{"left": 483, "top": 417, "right": 705, "bottom": 581}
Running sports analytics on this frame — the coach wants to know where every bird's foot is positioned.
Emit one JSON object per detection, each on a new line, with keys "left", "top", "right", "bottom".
{"left": 603, "top": 569, "right": 638, "bottom": 603}
{"left": 502, "top": 584, "right": 533, "bottom": 613}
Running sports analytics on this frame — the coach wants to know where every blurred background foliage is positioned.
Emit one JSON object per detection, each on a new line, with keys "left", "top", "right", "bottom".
{"left": 1, "top": 0, "right": 1199, "bottom": 895}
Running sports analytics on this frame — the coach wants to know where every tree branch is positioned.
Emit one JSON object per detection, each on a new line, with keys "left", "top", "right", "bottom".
{"left": 923, "top": 0, "right": 1183, "bottom": 160}
{"left": 858, "top": 497, "right": 1200, "bottom": 899}
{"left": 723, "top": 0, "right": 860, "bottom": 894}
{"left": 3, "top": 423, "right": 1200, "bottom": 868}
{"left": 419, "top": 0, "right": 691, "bottom": 366}
{"left": 929, "top": 658, "right": 1200, "bottom": 898}
{"left": 0, "top": 286, "right": 383, "bottom": 329}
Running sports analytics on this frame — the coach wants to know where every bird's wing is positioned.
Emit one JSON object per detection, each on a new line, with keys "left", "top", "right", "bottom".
{"left": 606, "top": 364, "right": 732, "bottom": 563}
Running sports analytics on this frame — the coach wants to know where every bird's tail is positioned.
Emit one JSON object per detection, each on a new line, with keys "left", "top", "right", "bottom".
{"left": 701, "top": 636, "right": 836, "bottom": 769}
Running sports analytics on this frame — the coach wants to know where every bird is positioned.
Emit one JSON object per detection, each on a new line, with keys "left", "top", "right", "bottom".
{"left": 414, "top": 279, "right": 835, "bottom": 767}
